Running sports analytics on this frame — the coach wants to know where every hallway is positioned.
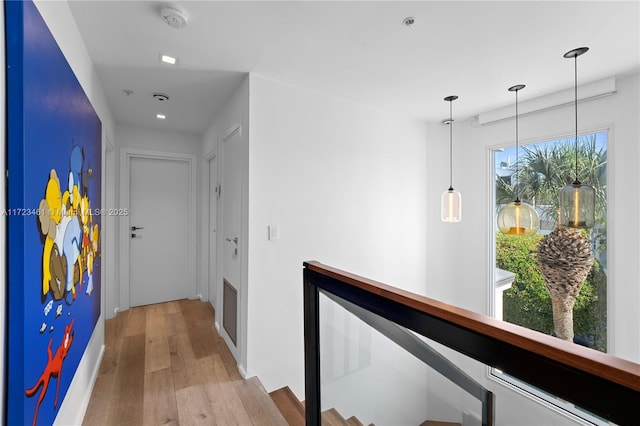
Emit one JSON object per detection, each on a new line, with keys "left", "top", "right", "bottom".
{"left": 82, "top": 300, "right": 287, "bottom": 425}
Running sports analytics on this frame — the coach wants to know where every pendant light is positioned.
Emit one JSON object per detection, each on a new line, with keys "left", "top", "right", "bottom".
{"left": 497, "top": 85, "right": 540, "bottom": 235}
{"left": 441, "top": 95, "right": 462, "bottom": 223}
{"left": 559, "top": 47, "right": 595, "bottom": 229}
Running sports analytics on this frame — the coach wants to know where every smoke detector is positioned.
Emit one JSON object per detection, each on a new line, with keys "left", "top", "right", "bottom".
{"left": 153, "top": 93, "right": 170, "bottom": 102}
{"left": 160, "top": 3, "right": 189, "bottom": 29}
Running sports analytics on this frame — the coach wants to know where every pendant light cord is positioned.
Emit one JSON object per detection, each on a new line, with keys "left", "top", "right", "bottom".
{"left": 508, "top": 85, "right": 525, "bottom": 203}
{"left": 443, "top": 95, "right": 458, "bottom": 191}
{"left": 573, "top": 54, "right": 579, "bottom": 183}
{"left": 564, "top": 47, "right": 589, "bottom": 183}
{"left": 515, "top": 88, "right": 520, "bottom": 202}
{"left": 449, "top": 99, "right": 453, "bottom": 190}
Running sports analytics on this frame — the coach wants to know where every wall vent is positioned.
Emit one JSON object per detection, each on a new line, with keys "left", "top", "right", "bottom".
{"left": 223, "top": 279, "right": 238, "bottom": 346}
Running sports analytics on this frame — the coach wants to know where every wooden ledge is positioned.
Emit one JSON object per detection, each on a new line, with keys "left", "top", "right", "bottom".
{"left": 304, "top": 260, "right": 640, "bottom": 392}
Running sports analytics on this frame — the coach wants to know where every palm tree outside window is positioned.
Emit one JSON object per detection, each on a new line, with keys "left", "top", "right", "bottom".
{"left": 491, "top": 130, "right": 608, "bottom": 424}
{"left": 493, "top": 131, "right": 607, "bottom": 350}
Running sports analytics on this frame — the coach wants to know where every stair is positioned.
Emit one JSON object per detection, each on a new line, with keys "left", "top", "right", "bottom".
{"left": 269, "top": 386, "right": 305, "bottom": 425}
{"left": 345, "top": 415, "right": 365, "bottom": 426}
{"left": 269, "top": 386, "right": 460, "bottom": 426}
{"left": 234, "top": 376, "right": 289, "bottom": 425}
{"left": 269, "top": 386, "right": 369, "bottom": 426}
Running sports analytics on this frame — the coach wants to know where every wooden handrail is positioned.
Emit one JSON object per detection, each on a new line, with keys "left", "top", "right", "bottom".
{"left": 305, "top": 260, "right": 640, "bottom": 391}
{"left": 303, "top": 261, "right": 640, "bottom": 425}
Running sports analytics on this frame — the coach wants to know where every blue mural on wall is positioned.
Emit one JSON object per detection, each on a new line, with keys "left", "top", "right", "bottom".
{"left": 5, "top": 1, "right": 102, "bottom": 425}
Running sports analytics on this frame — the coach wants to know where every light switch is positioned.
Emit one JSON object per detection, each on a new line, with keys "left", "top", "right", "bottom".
{"left": 268, "top": 225, "right": 279, "bottom": 241}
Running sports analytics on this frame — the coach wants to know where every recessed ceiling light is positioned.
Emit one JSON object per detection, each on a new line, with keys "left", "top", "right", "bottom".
{"left": 156, "top": 114, "right": 166, "bottom": 120}
{"left": 160, "top": 54, "right": 178, "bottom": 65}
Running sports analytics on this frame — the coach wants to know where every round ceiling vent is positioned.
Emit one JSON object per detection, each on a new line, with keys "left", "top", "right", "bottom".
{"left": 153, "top": 93, "right": 170, "bottom": 102}
{"left": 160, "top": 3, "right": 189, "bottom": 29}
{"left": 402, "top": 17, "right": 415, "bottom": 27}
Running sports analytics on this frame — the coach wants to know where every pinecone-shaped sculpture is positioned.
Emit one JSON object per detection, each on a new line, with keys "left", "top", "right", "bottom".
{"left": 537, "top": 228, "right": 593, "bottom": 341}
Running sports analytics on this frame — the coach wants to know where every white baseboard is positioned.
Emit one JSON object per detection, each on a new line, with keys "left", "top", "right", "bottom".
{"left": 238, "top": 364, "right": 248, "bottom": 379}
{"left": 54, "top": 317, "right": 105, "bottom": 426}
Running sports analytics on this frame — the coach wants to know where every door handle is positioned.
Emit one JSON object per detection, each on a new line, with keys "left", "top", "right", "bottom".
{"left": 131, "top": 233, "right": 137, "bottom": 238}
{"left": 131, "top": 226, "right": 144, "bottom": 231}
{"left": 226, "top": 237, "right": 239, "bottom": 256}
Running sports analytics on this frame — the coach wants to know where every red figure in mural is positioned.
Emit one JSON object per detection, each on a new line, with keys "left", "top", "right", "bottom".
{"left": 25, "top": 319, "right": 74, "bottom": 426}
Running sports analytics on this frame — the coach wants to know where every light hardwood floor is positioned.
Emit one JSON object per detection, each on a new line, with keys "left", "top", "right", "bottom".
{"left": 82, "top": 299, "right": 287, "bottom": 426}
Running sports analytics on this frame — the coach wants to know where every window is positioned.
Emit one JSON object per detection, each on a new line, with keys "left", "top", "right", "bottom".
{"left": 491, "top": 131, "right": 608, "bottom": 424}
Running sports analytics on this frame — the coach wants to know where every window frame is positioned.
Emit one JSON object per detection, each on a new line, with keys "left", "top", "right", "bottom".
{"left": 487, "top": 128, "right": 610, "bottom": 426}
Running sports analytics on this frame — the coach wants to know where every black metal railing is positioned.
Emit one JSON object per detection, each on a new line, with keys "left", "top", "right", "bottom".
{"left": 303, "top": 261, "right": 640, "bottom": 426}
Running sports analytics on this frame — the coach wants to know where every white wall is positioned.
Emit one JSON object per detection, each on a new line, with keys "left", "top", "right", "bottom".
{"left": 426, "top": 72, "right": 640, "bottom": 425}
{"left": 202, "top": 77, "right": 249, "bottom": 157}
{"left": 246, "top": 75, "right": 429, "bottom": 401}
{"left": 27, "top": 1, "right": 116, "bottom": 425}
{"left": 115, "top": 123, "right": 202, "bottom": 155}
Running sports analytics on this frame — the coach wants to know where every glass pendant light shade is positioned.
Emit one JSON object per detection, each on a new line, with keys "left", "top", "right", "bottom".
{"left": 497, "top": 200, "right": 540, "bottom": 235}
{"left": 497, "top": 84, "right": 539, "bottom": 235}
{"left": 559, "top": 181, "right": 595, "bottom": 228}
{"left": 441, "top": 187, "right": 462, "bottom": 222}
{"left": 441, "top": 95, "right": 461, "bottom": 223}
{"left": 560, "top": 47, "right": 595, "bottom": 229}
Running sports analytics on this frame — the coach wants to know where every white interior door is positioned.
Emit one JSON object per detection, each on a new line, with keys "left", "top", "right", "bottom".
{"left": 208, "top": 154, "right": 218, "bottom": 305}
{"left": 221, "top": 127, "right": 242, "bottom": 348}
{"left": 129, "top": 156, "right": 191, "bottom": 306}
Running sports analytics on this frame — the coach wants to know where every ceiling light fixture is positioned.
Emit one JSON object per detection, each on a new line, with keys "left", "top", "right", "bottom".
{"left": 441, "top": 95, "right": 461, "bottom": 223}
{"left": 497, "top": 85, "right": 540, "bottom": 235}
{"left": 156, "top": 114, "right": 166, "bottom": 120}
{"left": 559, "top": 47, "right": 595, "bottom": 229}
{"left": 160, "top": 54, "right": 178, "bottom": 65}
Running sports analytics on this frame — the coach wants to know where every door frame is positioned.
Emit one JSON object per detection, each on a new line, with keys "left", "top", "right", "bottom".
{"left": 205, "top": 148, "right": 218, "bottom": 309}
{"left": 216, "top": 122, "right": 245, "bottom": 368}
{"left": 118, "top": 148, "right": 197, "bottom": 310}
{"left": 102, "top": 134, "right": 114, "bottom": 319}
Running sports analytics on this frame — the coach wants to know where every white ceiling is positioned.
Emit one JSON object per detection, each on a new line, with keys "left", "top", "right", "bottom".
{"left": 67, "top": 1, "right": 640, "bottom": 135}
